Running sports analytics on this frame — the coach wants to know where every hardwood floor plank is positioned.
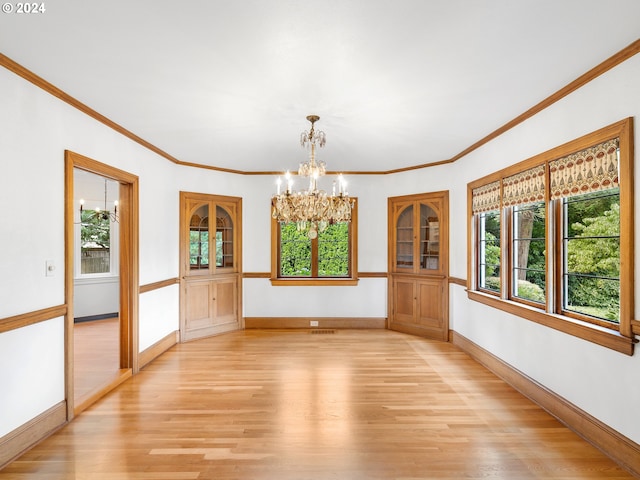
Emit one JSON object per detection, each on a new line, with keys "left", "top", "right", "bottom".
{"left": 1, "top": 329, "right": 635, "bottom": 479}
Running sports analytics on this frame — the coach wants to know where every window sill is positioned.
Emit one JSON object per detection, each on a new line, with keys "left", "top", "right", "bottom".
{"left": 467, "top": 290, "right": 636, "bottom": 355}
{"left": 270, "top": 278, "right": 359, "bottom": 286}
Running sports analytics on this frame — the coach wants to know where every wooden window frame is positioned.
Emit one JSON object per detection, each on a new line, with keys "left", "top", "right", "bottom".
{"left": 270, "top": 199, "right": 358, "bottom": 286}
{"left": 467, "top": 118, "right": 635, "bottom": 355}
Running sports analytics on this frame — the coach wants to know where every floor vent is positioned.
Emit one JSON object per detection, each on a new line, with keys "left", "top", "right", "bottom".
{"left": 311, "top": 329, "right": 336, "bottom": 334}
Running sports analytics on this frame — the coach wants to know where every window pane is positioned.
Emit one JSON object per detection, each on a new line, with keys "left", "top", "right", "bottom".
{"left": 280, "top": 223, "right": 311, "bottom": 277}
{"left": 420, "top": 204, "right": 439, "bottom": 270}
{"left": 318, "top": 223, "right": 349, "bottom": 277}
{"left": 563, "top": 189, "right": 620, "bottom": 323}
{"left": 216, "top": 206, "right": 233, "bottom": 268}
{"left": 189, "top": 205, "right": 209, "bottom": 270}
{"left": 564, "top": 275, "right": 620, "bottom": 323}
{"left": 479, "top": 211, "right": 501, "bottom": 292}
{"left": 80, "top": 210, "right": 111, "bottom": 274}
{"left": 512, "top": 202, "right": 545, "bottom": 303}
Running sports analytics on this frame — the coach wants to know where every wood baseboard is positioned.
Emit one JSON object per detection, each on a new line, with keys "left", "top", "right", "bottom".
{"left": 139, "top": 330, "right": 179, "bottom": 369}
{"left": 0, "top": 401, "right": 67, "bottom": 469}
{"left": 452, "top": 332, "right": 640, "bottom": 478}
{"left": 74, "top": 369, "right": 132, "bottom": 416}
{"left": 244, "top": 317, "right": 387, "bottom": 329}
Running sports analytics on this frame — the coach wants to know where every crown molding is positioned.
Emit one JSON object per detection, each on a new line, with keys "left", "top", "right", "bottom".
{"left": 2, "top": 38, "right": 638, "bottom": 175}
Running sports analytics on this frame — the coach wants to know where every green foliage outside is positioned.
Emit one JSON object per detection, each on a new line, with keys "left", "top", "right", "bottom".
{"left": 80, "top": 210, "right": 111, "bottom": 274}
{"left": 514, "top": 279, "right": 545, "bottom": 303}
{"left": 318, "top": 223, "right": 349, "bottom": 276}
{"left": 81, "top": 210, "right": 110, "bottom": 250}
{"left": 280, "top": 224, "right": 312, "bottom": 276}
{"left": 482, "top": 212, "right": 501, "bottom": 292}
{"left": 280, "top": 222, "right": 349, "bottom": 277}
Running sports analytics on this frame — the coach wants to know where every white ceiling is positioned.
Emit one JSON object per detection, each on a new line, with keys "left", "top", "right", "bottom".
{"left": 1, "top": 0, "right": 639, "bottom": 173}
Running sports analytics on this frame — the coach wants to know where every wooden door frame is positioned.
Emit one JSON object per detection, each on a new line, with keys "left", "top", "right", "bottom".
{"left": 64, "top": 150, "right": 139, "bottom": 420}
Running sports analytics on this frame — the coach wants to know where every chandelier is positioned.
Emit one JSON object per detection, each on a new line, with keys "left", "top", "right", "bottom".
{"left": 79, "top": 178, "right": 119, "bottom": 223}
{"left": 271, "top": 115, "right": 354, "bottom": 239}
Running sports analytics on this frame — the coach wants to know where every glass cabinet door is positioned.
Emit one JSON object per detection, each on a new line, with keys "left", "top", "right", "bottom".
{"left": 189, "top": 204, "right": 209, "bottom": 270}
{"left": 216, "top": 206, "right": 234, "bottom": 268}
{"left": 395, "top": 205, "right": 414, "bottom": 269}
{"left": 419, "top": 203, "right": 439, "bottom": 271}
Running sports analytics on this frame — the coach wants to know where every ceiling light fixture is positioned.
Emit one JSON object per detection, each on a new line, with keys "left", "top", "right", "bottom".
{"left": 271, "top": 115, "right": 354, "bottom": 239}
{"left": 79, "top": 178, "right": 119, "bottom": 223}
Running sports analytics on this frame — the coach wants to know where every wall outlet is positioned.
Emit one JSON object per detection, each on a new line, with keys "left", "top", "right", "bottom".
{"left": 310, "top": 320, "right": 319, "bottom": 327}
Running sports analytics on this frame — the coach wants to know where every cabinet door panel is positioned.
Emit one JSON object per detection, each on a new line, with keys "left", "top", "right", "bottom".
{"left": 213, "top": 278, "right": 237, "bottom": 325}
{"left": 417, "top": 280, "right": 443, "bottom": 329}
{"left": 394, "top": 279, "right": 416, "bottom": 323}
{"left": 185, "top": 281, "right": 214, "bottom": 331}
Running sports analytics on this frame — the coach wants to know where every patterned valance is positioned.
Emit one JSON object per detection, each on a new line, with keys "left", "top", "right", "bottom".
{"left": 549, "top": 138, "right": 619, "bottom": 200}
{"left": 472, "top": 181, "right": 501, "bottom": 214}
{"left": 502, "top": 164, "right": 545, "bottom": 207}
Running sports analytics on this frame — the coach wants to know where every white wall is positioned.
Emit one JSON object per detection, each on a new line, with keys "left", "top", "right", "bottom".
{"left": 0, "top": 318, "right": 65, "bottom": 435}
{"left": 73, "top": 277, "right": 119, "bottom": 318}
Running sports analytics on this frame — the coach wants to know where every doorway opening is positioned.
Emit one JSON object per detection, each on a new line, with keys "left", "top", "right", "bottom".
{"left": 72, "top": 170, "right": 121, "bottom": 407}
{"left": 65, "top": 151, "right": 139, "bottom": 419}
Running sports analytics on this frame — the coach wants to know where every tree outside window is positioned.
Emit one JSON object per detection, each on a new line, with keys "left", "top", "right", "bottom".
{"left": 279, "top": 222, "right": 350, "bottom": 277}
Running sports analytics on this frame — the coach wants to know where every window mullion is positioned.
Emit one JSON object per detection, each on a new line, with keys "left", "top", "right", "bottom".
{"left": 311, "top": 237, "right": 319, "bottom": 277}
{"left": 500, "top": 208, "right": 508, "bottom": 300}
{"left": 545, "top": 200, "right": 555, "bottom": 315}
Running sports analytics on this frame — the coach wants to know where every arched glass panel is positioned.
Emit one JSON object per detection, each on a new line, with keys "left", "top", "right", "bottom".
{"left": 420, "top": 203, "right": 439, "bottom": 270}
{"left": 190, "top": 204, "right": 209, "bottom": 270}
{"left": 216, "top": 206, "right": 234, "bottom": 268}
{"left": 396, "top": 205, "right": 414, "bottom": 269}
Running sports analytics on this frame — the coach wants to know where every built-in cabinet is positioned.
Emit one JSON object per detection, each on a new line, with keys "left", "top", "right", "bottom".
{"left": 180, "top": 192, "right": 242, "bottom": 342}
{"left": 388, "top": 191, "right": 449, "bottom": 341}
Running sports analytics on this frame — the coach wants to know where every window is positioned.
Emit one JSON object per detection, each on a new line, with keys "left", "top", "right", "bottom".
{"left": 561, "top": 189, "right": 620, "bottom": 325}
{"left": 478, "top": 210, "right": 501, "bottom": 294}
{"left": 74, "top": 174, "right": 119, "bottom": 278}
{"left": 271, "top": 200, "right": 358, "bottom": 285}
{"left": 511, "top": 201, "right": 546, "bottom": 304}
{"left": 467, "top": 118, "right": 634, "bottom": 354}
{"left": 80, "top": 210, "right": 112, "bottom": 274}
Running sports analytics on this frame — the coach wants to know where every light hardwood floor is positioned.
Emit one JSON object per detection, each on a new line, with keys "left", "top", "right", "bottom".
{"left": 2, "top": 329, "right": 635, "bottom": 479}
{"left": 73, "top": 317, "right": 120, "bottom": 402}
